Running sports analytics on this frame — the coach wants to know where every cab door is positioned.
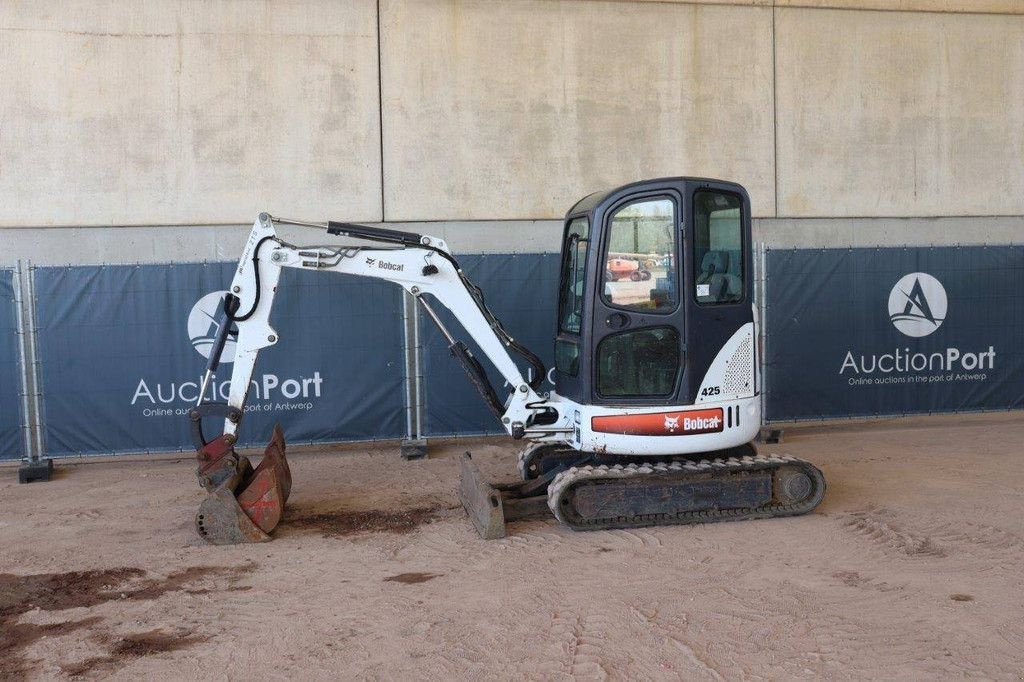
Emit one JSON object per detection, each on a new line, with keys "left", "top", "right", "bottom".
{"left": 591, "top": 189, "right": 686, "bottom": 406}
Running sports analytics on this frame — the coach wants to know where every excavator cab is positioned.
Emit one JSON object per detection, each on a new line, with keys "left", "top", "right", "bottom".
{"left": 553, "top": 178, "right": 753, "bottom": 413}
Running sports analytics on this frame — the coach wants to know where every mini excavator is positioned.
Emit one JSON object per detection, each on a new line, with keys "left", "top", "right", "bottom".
{"left": 189, "top": 178, "right": 825, "bottom": 544}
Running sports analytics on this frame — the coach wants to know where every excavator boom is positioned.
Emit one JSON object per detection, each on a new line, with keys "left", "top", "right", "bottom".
{"left": 189, "top": 214, "right": 563, "bottom": 543}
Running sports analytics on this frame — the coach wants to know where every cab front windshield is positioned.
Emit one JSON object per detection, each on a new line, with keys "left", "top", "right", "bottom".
{"left": 558, "top": 217, "right": 590, "bottom": 334}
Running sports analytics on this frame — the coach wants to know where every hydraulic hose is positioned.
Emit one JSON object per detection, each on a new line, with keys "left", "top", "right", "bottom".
{"left": 227, "top": 235, "right": 276, "bottom": 322}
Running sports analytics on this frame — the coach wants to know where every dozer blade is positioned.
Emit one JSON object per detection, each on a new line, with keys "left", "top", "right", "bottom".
{"left": 195, "top": 424, "right": 292, "bottom": 545}
{"left": 458, "top": 453, "right": 507, "bottom": 540}
{"left": 458, "top": 452, "right": 551, "bottom": 540}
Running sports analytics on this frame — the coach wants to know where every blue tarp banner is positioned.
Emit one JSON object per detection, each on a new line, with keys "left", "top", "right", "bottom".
{"left": 764, "top": 246, "right": 1024, "bottom": 421}
{"left": 28, "top": 247, "right": 1024, "bottom": 455}
{"left": 34, "top": 263, "right": 405, "bottom": 456}
{"left": 0, "top": 269, "right": 25, "bottom": 459}
{"left": 420, "top": 253, "right": 559, "bottom": 436}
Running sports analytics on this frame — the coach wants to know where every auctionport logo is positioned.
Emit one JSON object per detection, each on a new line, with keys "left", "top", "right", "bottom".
{"left": 188, "top": 291, "right": 237, "bottom": 362}
{"left": 132, "top": 290, "right": 324, "bottom": 412}
{"left": 888, "top": 273, "right": 947, "bottom": 338}
{"left": 840, "top": 270, "right": 995, "bottom": 382}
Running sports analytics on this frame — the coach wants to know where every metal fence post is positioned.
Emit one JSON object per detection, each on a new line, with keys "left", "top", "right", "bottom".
{"left": 400, "top": 290, "right": 427, "bottom": 459}
{"left": 756, "top": 244, "right": 782, "bottom": 444}
{"left": 17, "top": 260, "right": 52, "bottom": 482}
{"left": 756, "top": 243, "right": 767, "bottom": 426}
{"left": 412, "top": 292, "right": 424, "bottom": 440}
{"left": 12, "top": 262, "right": 33, "bottom": 462}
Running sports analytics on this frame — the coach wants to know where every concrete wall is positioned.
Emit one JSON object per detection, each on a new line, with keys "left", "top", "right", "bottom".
{"left": 1, "top": 0, "right": 1023, "bottom": 263}
{"left": 380, "top": 0, "right": 775, "bottom": 220}
{"left": 0, "top": 1, "right": 382, "bottom": 227}
{"left": 776, "top": 8, "right": 1024, "bottom": 217}
{"left": 629, "top": 0, "right": 1024, "bottom": 10}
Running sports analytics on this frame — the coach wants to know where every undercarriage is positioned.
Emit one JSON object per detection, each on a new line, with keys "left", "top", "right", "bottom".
{"left": 460, "top": 444, "right": 825, "bottom": 539}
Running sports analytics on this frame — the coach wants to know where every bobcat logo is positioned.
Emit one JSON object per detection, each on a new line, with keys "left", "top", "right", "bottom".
{"left": 664, "top": 416, "right": 679, "bottom": 433}
{"left": 365, "top": 257, "right": 376, "bottom": 267}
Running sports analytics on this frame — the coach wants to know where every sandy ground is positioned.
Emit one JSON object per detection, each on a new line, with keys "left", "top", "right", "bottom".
{"left": 1, "top": 412, "right": 1023, "bottom": 680}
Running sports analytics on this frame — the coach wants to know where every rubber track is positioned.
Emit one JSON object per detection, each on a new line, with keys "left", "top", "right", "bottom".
{"left": 516, "top": 443, "right": 577, "bottom": 480}
{"left": 547, "top": 454, "right": 825, "bottom": 531}
{"left": 516, "top": 442, "right": 759, "bottom": 481}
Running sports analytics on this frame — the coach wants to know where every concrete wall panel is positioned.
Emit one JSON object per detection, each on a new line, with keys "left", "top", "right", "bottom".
{"left": 0, "top": 1, "right": 382, "bottom": 227}
{"left": 754, "top": 216, "right": 1024, "bottom": 248}
{"left": 5, "top": 216, "right": 1022, "bottom": 269}
{"left": 776, "top": 8, "right": 1024, "bottom": 217}
{"left": 773, "top": 1, "right": 1024, "bottom": 14}
{"left": 381, "top": 0, "right": 776, "bottom": 220}
{"left": 618, "top": 1, "right": 1022, "bottom": 11}
{"left": 625, "top": 1, "right": 773, "bottom": 6}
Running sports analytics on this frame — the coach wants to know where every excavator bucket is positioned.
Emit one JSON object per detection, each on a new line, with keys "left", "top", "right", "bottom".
{"left": 195, "top": 425, "right": 292, "bottom": 545}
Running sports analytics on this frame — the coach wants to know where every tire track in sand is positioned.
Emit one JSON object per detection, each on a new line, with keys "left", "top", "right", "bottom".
{"left": 836, "top": 506, "right": 946, "bottom": 558}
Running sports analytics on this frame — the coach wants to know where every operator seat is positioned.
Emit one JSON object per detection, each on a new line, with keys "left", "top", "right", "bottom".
{"left": 696, "top": 250, "right": 741, "bottom": 303}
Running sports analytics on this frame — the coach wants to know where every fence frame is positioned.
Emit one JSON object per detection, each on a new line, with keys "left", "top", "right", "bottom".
{"left": 27, "top": 260, "right": 411, "bottom": 459}
{"left": 14, "top": 244, "right": 1023, "bottom": 459}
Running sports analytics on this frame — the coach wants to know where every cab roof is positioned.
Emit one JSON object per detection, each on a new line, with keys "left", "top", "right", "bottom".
{"left": 566, "top": 176, "right": 746, "bottom": 218}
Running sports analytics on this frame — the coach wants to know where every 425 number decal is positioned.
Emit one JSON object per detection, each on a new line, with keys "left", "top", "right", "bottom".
{"left": 700, "top": 386, "right": 721, "bottom": 397}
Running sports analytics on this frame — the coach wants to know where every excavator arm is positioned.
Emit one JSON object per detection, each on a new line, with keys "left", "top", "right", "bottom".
{"left": 190, "top": 213, "right": 565, "bottom": 544}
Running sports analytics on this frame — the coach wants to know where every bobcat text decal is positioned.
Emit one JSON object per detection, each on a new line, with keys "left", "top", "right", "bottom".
{"left": 366, "top": 257, "right": 404, "bottom": 272}
{"left": 592, "top": 408, "right": 724, "bottom": 436}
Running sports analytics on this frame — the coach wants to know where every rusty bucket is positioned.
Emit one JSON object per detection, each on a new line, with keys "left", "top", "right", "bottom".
{"left": 195, "top": 425, "right": 291, "bottom": 545}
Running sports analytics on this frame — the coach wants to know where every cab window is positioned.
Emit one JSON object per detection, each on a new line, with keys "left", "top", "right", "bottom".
{"left": 556, "top": 217, "right": 589, "bottom": 377}
{"left": 601, "top": 197, "right": 677, "bottom": 312}
{"left": 693, "top": 191, "right": 743, "bottom": 304}
{"left": 557, "top": 217, "right": 589, "bottom": 334}
{"left": 597, "top": 327, "right": 680, "bottom": 397}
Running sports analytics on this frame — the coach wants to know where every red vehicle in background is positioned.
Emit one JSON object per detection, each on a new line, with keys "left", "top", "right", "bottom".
{"left": 605, "top": 257, "right": 651, "bottom": 282}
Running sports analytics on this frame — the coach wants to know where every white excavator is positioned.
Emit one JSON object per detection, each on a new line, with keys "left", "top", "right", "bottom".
{"left": 189, "top": 177, "right": 825, "bottom": 544}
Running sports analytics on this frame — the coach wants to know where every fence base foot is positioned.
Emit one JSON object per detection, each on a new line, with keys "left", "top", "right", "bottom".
{"left": 19, "top": 458, "right": 53, "bottom": 484}
{"left": 758, "top": 427, "right": 784, "bottom": 445}
{"left": 400, "top": 438, "right": 428, "bottom": 460}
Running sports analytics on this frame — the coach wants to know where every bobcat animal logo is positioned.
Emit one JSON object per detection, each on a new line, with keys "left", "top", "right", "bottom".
{"left": 888, "top": 273, "right": 947, "bottom": 338}
{"left": 365, "top": 257, "right": 376, "bottom": 267}
{"left": 664, "top": 415, "right": 680, "bottom": 432}
{"left": 188, "top": 291, "right": 238, "bottom": 362}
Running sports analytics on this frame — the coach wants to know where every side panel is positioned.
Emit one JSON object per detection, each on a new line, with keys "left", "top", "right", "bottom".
{"left": 571, "top": 319, "right": 760, "bottom": 455}
{"left": 578, "top": 396, "right": 760, "bottom": 456}
{"left": 694, "top": 323, "right": 756, "bottom": 403}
